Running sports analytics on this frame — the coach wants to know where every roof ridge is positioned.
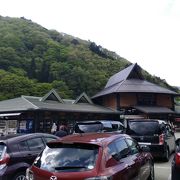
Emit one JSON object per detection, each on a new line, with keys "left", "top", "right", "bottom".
{"left": 40, "top": 89, "right": 64, "bottom": 103}
{"left": 105, "top": 63, "right": 137, "bottom": 88}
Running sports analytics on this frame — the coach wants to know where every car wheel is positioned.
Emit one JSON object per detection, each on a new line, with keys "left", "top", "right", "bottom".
{"left": 147, "top": 162, "right": 155, "bottom": 180}
{"left": 164, "top": 147, "right": 169, "bottom": 162}
{"left": 13, "top": 172, "right": 26, "bottom": 180}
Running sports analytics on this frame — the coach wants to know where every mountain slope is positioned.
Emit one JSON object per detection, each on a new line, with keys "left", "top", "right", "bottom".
{"left": 0, "top": 16, "right": 177, "bottom": 100}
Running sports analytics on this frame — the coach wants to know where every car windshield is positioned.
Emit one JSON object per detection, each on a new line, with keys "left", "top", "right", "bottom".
{"left": 75, "top": 123, "right": 103, "bottom": 133}
{"left": 127, "top": 121, "right": 159, "bottom": 135}
{"left": 74, "top": 121, "right": 124, "bottom": 133}
{"left": 34, "top": 143, "right": 99, "bottom": 172}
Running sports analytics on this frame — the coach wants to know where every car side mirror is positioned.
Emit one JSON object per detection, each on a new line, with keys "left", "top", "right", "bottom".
{"left": 106, "top": 155, "right": 118, "bottom": 167}
{"left": 112, "top": 153, "right": 120, "bottom": 161}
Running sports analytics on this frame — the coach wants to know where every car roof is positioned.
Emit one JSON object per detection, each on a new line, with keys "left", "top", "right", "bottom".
{"left": 128, "top": 119, "right": 167, "bottom": 124}
{"left": 48, "top": 133, "right": 129, "bottom": 147}
{"left": 76, "top": 120, "right": 124, "bottom": 126}
{"left": 0, "top": 133, "right": 58, "bottom": 144}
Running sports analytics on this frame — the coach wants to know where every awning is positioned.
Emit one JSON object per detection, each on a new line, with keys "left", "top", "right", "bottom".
{"left": 0, "top": 113, "right": 21, "bottom": 117}
{"left": 133, "top": 106, "right": 175, "bottom": 114}
{"left": 124, "top": 115, "right": 145, "bottom": 119}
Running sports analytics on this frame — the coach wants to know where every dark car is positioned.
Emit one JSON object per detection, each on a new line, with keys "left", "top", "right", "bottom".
{"left": 0, "top": 133, "right": 59, "bottom": 180}
{"left": 74, "top": 120, "right": 125, "bottom": 133}
{"left": 126, "top": 119, "right": 176, "bottom": 161}
{"left": 26, "top": 133, "right": 154, "bottom": 180}
{"left": 171, "top": 138, "right": 180, "bottom": 180}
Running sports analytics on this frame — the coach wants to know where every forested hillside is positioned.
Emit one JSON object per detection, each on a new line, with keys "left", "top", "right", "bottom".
{"left": 0, "top": 16, "right": 177, "bottom": 100}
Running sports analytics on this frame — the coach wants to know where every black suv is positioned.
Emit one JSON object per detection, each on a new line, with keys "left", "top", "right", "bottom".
{"left": 0, "top": 133, "right": 59, "bottom": 180}
{"left": 126, "top": 119, "right": 176, "bottom": 161}
{"left": 74, "top": 120, "right": 125, "bottom": 134}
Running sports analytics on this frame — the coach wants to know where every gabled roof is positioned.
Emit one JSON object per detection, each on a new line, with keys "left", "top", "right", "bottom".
{"left": 0, "top": 90, "right": 119, "bottom": 114}
{"left": 105, "top": 63, "right": 143, "bottom": 88}
{"left": 40, "top": 89, "right": 64, "bottom": 103}
{"left": 93, "top": 63, "right": 177, "bottom": 98}
{"left": 74, "top": 92, "right": 93, "bottom": 104}
{"left": 93, "top": 79, "right": 177, "bottom": 98}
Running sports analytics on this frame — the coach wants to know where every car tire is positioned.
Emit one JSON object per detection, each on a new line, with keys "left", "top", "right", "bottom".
{"left": 147, "top": 162, "right": 155, "bottom": 180}
{"left": 13, "top": 171, "right": 26, "bottom": 180}
{"left": 164, "top": 146, "right": 169, "bottom": 162}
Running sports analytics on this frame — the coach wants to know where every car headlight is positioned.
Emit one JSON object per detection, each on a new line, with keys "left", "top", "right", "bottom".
{"left": 85, "top": 176, "right": 112, "bottom": 180}
{"left": 26, "top": 168, "right": 34, "bottom": 180}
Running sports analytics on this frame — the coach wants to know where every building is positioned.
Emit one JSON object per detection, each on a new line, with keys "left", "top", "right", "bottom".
{"left": 92, "top": 63, "right": 179, "bottom": 121}
{"left": 0, "top": 89, "right": 120, "bottom": 135}
{"left": 0, "top": 63, "right": 179, "bottom": 134}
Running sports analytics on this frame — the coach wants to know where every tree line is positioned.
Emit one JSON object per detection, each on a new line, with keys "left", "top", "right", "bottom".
{"left": 0, "top": 16, "right": 178, "bottom": 101}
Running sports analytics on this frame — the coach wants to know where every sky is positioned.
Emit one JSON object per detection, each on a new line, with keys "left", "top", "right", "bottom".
{"left": 0, "top": 0, "right": 179, "bottom": 86}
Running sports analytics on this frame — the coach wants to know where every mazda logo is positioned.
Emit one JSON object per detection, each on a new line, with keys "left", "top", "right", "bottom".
{"left": 50, "top": 176, "right": 57, "bottom": 180}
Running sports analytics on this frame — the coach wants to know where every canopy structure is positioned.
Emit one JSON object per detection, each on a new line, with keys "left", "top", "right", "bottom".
{"left": 133, "top": 106, "right": 174, "bottom": 114}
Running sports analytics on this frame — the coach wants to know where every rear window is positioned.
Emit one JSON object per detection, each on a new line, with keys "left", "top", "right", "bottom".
{"left": 127, "top": 121, "right": 160, "bottom": 135}
{"left": 75, "top": 123, "right": 103, "bottom": 133}
{"left": 34, "top": 143, "right": 99, "bottom": 172}
{"left": 74, "top": 121, "right": 124, "bottom": 133}
{"left": 27, "top": 138, "right": 45, "bottom": 151}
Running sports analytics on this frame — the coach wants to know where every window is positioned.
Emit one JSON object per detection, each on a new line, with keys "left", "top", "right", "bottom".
{"left": 126, "top": 138, "right": 139, "bottom": 155}
{"left": 34, "top": 144, "right": 99, "bottom": 172}
{"left": 44, "top": 137, "right": 57, "bottom": 143}
{"left": 137, "top": 93, "right": 156, "bottom": 105}
{"left": 107, "top": 142, "right": 117, "bottom": 156}
{"left": 0, "top": 145, "right": 6, "bottom": 159}
{"left": 107, "top": 139, "right": 129, "bottom": 160}
{"left": 115, "top": 139, "right": 129, "bottom": 158}
{"left": 127, "top": 121, "right": 159, "bottom": 135}
{"left": 27, "top": 138, "right": 45, "bottom": 151}
{"left": 19, "top": 141, "right": 29, "bottom": 151}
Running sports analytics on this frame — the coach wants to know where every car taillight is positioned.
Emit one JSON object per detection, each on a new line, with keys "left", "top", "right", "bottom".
{"left": 0, "top": 153, "right": 10, "bottom": 170}
{"left": 175, "top": 153, "right": 180, "bottom": 165}
{"left": 159, "top": 134, "right": 164, "bottom": 145}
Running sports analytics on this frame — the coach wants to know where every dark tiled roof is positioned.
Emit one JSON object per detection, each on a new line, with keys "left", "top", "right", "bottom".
{"left": 93, "top": 79, "right": 177, "bottom": 98}
{"left": 0, "top": 95, "right": 119, "bottom": 114}
{"left": 105, "top": 63, "right": 136, "bottom": 88}
{"left": 0, "top": 97, "right": 38, "bottom": 112}
{"left": 93, "top": 63, "right": 177, "bottom": 99}
{"left": 134, "top": 106, "right": 175, "bottom": 114}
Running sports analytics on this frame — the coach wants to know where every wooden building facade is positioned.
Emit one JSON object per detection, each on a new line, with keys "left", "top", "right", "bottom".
{"left": 0, "top": 89, "right": 120, "bottom": 135}
{"left": 0, "top": 63, "right": 179, "bottom": 134}
{"left": 92, "top": 63, "right": 179, "bottom": 121}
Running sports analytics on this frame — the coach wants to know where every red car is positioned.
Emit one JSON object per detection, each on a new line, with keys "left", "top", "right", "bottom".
{"left": 171, "top": 138, "right": 180, "bottom": 180}
{"left": 26, "top": 133, "right": 154, "bottom": 180}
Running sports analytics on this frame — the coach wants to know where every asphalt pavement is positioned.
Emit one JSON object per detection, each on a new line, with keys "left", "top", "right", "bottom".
{"left": 154, "top": 131, "right": 180, "bottom": 180}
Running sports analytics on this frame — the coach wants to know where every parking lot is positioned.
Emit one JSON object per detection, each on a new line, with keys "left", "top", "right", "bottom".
{"left": 154, "top": 131, "right": 180, "bottom": 180}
